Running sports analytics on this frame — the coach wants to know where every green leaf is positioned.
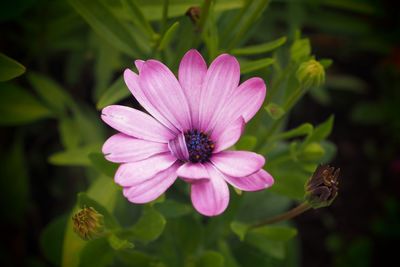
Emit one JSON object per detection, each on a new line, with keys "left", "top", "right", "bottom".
{"left": 0, "top": 53, "right": 26, "bottom": 81}
{"left": 265, "top": 102, "right": 285, "bottom": 120}
{"left": 68, "top": 0, "right": 138, "bottom": 55}
{"left": 320, "top": 58, "right": 333, "bottom": 68}
{"left": 230, "top": 222, "right": 250, "bottom": 241}
{"left": 235, "top": 135, "right": 257, "bottom": 151}
{"left": 79, "top": 238, "right": 114, "bottom": 267}
{"left": 304, "top": 115, "right": 334, "bottom": 145}
{"left": 231, "top": 36, "right": 287, "bottom": 55}
{"left": 121, "top": 0, "right": 156, "bottom": 38}
{"left": 157, "top": 21, "right": 180, "bottom": 51}
{"left": 48, "top": 144, "right": 101, "bottom": 166}
{"left": 40, "top": 215, "right": 68, "bottom": 266}
{"left": 96, "top": 77, "right": 129, "bottom": 110}
{"left": 116, "top": 250, "right": 158, "bottom": 267}
{"left": 27, "top": 72, "right": 72, "bottom": 115}
{"left": 196, "top": 251, "right": 224, "bottom": 267}
{"left": 240, "top": 57, "right": 274, "bottom": 74}
{"left": 114, "top": 0, "right": 245, "bottom": 21}
{"left": 107, "top": 234, "right": 134, "bottom": 250}
{"left": 270, "top": 123, "right": 313, "bottom": 141}
{"left": 299, "top": 142, "right": 325, "bottom": 162}
{"left": 155, "top": 199, "right": 192, "bottom": 218}
{"left": 246, "top": 226, "right": 297, "bottom": 259}
{"left": 129, "top": 207, "right": 166, "bottom": 243}
{"left": 88, "top": 152, "right": 118, "bottom": 177}
{"left": 78, "top": 192, "right": 119, "bottom": 229}
{"left": 0, "top": 83, "right": 52, "bottom": 125}
{"left": 0, "top": 137, "right": 29, "bottom": 224}
{"left": 58, "top": 118, "right": 81, "bottom": 149}
{"left": 290, "top": 38, "right": 311, "bottom": 63}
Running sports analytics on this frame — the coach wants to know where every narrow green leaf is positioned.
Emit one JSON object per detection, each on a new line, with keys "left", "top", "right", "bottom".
{"left": 0, "top": 137, "right": 29, "bottom": 224}
{"left": 231, "top": 36, "right": 287, "bottom": 55}
{"left": 58, "top": 118, "right": 81, "bottom": 149}
{"left": 68, "top": 0, "right": 138, "bottom": 55}
{"left": 96, "top": 77, "right": 128, "bottom": 110}
{"left": 28, "top": 72, "right": 72, "bottom": 114}
{"left": 240, "top": 58, "right": 274, "bottom": 74}
{"left": 48, "top": 144, "right": 101, "bottom": 166}
{"left": 88, "top": 152, "right": 118, "bottom": 177}
{"left": 78, "top": 193, "right": 119, "bottom": 229}
{"left": 304, "top": 115, "right": 334, "bottom": 145}
{"left": 248, "top": 226, "right": 298, "bottom": 241}
{"left": 270, "top": 123, "right": 313, "bottom": 141}
{"left": 265, "top": 102, "right": 285, "bottom": 120}
{"left": 157, "top": 21, "right": 180, "bottom": 51}
{"left": 113, "top": 0, "right": 245, "bottom": 21}
{"left": 122, "top": 0, "right": 156, "bottom": 37}
{"left": 0, "top": 53, "right": 26, "bottom": 81}
{"left": 0, "top": 83, "right": 52, "bottom": 125}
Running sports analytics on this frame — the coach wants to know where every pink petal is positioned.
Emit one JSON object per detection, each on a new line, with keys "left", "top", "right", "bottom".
{"left": 101, "top": 105, "right": 175, "bottom": 142}
{"left": 211, "top": 151, "right": 265, "bottom": 177}
{"left": 190, "top": 165, "right": 229, "bottom": 216}
{"left": 135, "top": 60, "right": 144, "bottom": 72}
{"left": 139, "top": 60, "right": 192, "bottom": 131}
{"left": 198, "top": 54, "right": 240, "bottom": 132}
{"left": 212, "top": 116, "right": 245, "bottom": 153}
{"left": 115, "top": 153, "right": 177, "bottom": 187}
{"left": 168, "top": 133, "right": 189, "bottom": 161}
{"left": 178, "top": 49, "right": 207, "bottom": 128}
{"left": 123, "top": 163, "right": 180, "bottom": 203}
{"left": 124, "top": 69, "right": 179, "bottom": 133}
{"left": 177, "top": 162, "right": 210, "bottom": 181}
{"left": 223, "top": 169, "right": 274, "bottom": 191}
{"left": 102, "top": 133, "right": 169, "bottom": 163}
{"left": 211, "top": 77, "right": 266, "bottom": 136}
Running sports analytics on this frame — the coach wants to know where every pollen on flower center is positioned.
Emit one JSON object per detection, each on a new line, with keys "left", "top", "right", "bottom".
{"left": 184, "top": 129, "right": 214, "bottom": 163}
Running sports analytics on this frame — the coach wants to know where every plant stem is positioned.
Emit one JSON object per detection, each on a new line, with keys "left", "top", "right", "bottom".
{"left": 251, "top": 202, "right": 311, "bottom": 228}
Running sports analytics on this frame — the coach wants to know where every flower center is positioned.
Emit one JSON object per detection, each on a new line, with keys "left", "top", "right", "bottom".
{"left": 184, "top": 129, "right": 214, "bottom": 163}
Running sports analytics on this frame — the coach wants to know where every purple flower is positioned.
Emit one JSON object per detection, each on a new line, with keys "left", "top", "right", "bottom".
{"left": 101, "top": 50, "right": 274, "bottom": 216}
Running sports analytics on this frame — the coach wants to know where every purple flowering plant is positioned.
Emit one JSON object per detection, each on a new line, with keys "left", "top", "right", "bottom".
{"left": 0, "top": 1, "right": 338, "bottom": 266}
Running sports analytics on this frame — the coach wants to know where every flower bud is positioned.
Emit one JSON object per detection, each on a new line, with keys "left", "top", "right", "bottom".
{"left": 296, "top": 59, "right": 325, "bottom": 88}
{"left": 72, "top": 206, "right": 104, "bottom": 240}
{"left": 305, "top": 165, "right": 340, "bottom": 209}
{"left": 186, "top": 6, "right": 201, "bottom": 24}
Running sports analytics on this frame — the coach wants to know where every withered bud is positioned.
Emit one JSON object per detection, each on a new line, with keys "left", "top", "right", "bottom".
{"left": 305, "top": 165, "right": 340, "bottom": 209}
{"left": 72, "top": 206, "right": 104, "bottom": 240}
{"left": 186, "top": 6, "right": 201, "bottom": 24}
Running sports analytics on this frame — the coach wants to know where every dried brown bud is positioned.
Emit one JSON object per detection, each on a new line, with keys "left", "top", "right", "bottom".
{"left": 186, "top": 6, "right": 201, "bottom": 24}
{"left": 305, "top": 165, "right": 340, "bottom": 209}
{"left": 72, "top": 207, "right": 104, "bottom": 240}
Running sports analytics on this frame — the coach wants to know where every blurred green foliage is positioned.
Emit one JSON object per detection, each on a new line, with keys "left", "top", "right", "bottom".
{"left": 0, "top": 0, "right": 355, "bottom": 266}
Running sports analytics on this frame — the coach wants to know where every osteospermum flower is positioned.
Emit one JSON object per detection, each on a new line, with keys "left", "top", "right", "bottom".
{"left": 101, "top": 49, "right": 274, "bottom": 216}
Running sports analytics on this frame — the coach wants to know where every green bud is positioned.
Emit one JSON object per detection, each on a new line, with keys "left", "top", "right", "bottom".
{"left": 72, "top": 206, "right": 104, "bottom": 240}
{"left": 305, "top": 165, "right": 340, "bottom": 209}
{"left": 296, "top": 59, "right": 325, "bottom": 88}
{"left": 300, "top": 142, "right": 325, "bottom": 161}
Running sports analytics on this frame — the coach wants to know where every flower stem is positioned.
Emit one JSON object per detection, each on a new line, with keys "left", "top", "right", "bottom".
{"left": 251, "top": 202, "right": 311, "bottom": 228}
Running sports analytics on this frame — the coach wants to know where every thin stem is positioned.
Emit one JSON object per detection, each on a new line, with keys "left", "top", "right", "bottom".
{"left": 252, "top": 202, "right": 311, "bottom": 228}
